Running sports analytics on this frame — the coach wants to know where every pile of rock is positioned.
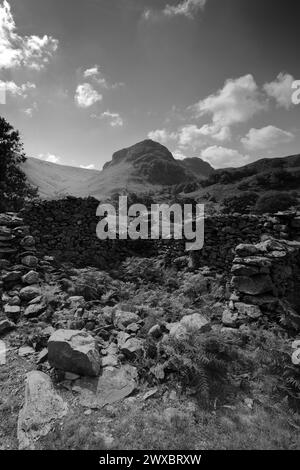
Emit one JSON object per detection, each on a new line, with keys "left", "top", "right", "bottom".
{"left": 222, "top": 237, "right": 300, "bottom": 329}
{"left": 0, "top": 212, "right": 56, "bottom": 336}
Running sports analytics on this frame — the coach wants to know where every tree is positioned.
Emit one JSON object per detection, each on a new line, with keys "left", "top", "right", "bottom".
{"left": 0, "top": 117, "right": 38, "bottom": 211}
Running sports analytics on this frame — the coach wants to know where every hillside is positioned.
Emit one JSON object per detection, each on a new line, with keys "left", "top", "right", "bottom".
{"left": 184, "top": 154, "right": 300, "bottom": 205}
{"left": 22, "top": 140, "right": 213, "bottom": 200}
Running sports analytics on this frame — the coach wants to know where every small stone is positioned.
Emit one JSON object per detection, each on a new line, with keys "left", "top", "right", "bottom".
{"left": 21, "top": 256, "right": 38, "bottom": 268}
{"left": 4, "top": 304, "right": 21, "bottom": 319}
{"left": 19, "top": 346, "right": 35, "bottom": 357}
{"left": 102, "top": 355, "right": 118, "bottom": 368}
{"left": 126, "top": 323, "right": 140, "bottom": 333}
{"left": 2, "top": 271, "right": 22, "bottom": 283}
{"left": 148, "top": 324, "right": 162, "bottom": 339}
{"left": 8, "top": 295, "right": 21, "bottom": 306}
{"left": 22, "top": 271, "right": 39, "bottom": 285}
{"left": 120, "top": 338, "right": 144, "bottom": 357}
{"left": 0, "top": 319, "right": 15, "bottom": 335}
{"left": 235, "top": 303, "right": 262, "bottom": 319}
{"left": 222, "top": 309, "right": 239, "bottom": 327}
{"left": 65, "top": 372, "right": 80, "bottom": 381}
{"left": 114, "top": 310, "right": 140, "bottom": 330}
{"left": 37, "top": 348, "right": 48, "bottom": 365}
{"left": 24, "top": 304, "right": 46, "bottom": 318}
{"left": 20, "top": 286, "right": 41, "bottom": 301}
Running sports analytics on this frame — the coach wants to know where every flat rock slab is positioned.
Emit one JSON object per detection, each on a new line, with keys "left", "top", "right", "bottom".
{"left": 75, "top": 365, "right": 137, "bottom": 409}
{"left": 17, "top": 371, "right": 68, "bottom": 450}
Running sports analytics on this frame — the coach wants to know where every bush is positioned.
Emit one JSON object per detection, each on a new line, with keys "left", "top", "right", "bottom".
{"left": 254, "top": 191, "right": 298, "bottom": 214}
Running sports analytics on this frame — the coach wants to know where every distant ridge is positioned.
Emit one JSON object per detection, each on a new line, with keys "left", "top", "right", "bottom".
{"left": 22, "top": 140, "right": 214, "bottom": 200}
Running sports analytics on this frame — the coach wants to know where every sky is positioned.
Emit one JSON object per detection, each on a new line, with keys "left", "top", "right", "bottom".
{"left": 0, "top": 0, "right": 299, "bottom": 170}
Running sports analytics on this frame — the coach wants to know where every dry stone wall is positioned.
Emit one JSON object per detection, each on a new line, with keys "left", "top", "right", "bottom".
{"left": 21, "top": 197, "right": 300, "bottom": 271}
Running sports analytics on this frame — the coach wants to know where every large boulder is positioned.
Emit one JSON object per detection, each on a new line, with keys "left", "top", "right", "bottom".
{"left": 48, "top": 330, "right": 101, "bottom": 376}
{"left": 17, "top": 371, "right": 68, "bottom": 450}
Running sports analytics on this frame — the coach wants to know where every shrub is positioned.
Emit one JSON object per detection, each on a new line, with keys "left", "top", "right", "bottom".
{"left": 254, "top": 191, "right": 298, "bottom": 214}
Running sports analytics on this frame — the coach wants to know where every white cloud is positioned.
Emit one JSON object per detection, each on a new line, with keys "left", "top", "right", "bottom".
{"left": 22, "top": 101, "right": 38, "bottom": 117}
{"left": 101, "top": 111, "right": 123, "bottom": 127}
{"left": 163, "top": 0, "right": 207, "bottom": 18}
{"left": 241, "top": 125, "right": 294, "bottom": 151}
{"left": 38, "top": 153, "right": 61, "bottom": 164}
{"left": 0, "top": 0, "right": 58, "bottom": 70}
{"left": 83, "top": 65, "right": 124, "bottom": 89}
{"left": 80, "top": 164, "right": 96, "bottom": 170}
{"left": 91, "top": 110, "right": 124, "bottom": 127}
{"left": 264, "top": 72, "right": 295, "bottom": 109}
{"left": 75, "top": 83, "right": 102, "bottom": 108}
{"left": 0, "top": 80, "right": 35, "bottom": 99}
{"left": 173, "top": 149, "right": 188, "bottom": 160}
{"left": 178, "top": 124, "right": 205, "bottom": 148}
{"left": 201, "top": 146, "right": 250, "bottom": 168}
{"left": 193, "top": 74, "right": 267, "bottom": 130}
{"left": 195, "top": 123, "right": 231, "bottom": 142}
{"left": 148, "top": 128, "right": 178, "bottom": 144}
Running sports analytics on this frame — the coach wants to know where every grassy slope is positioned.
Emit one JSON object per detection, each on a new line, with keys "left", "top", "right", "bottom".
{"left": 22, "top": 158, "right": 165, "bottom": 200}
